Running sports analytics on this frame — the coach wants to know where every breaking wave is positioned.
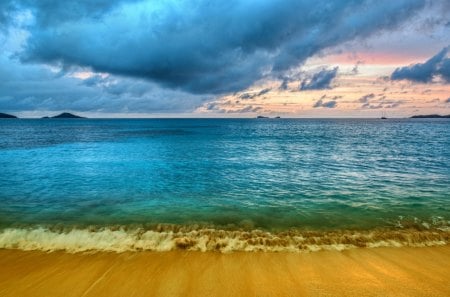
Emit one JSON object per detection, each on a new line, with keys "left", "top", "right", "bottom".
{"left": 0, "top": 224, "right": 448, "bottom": 253}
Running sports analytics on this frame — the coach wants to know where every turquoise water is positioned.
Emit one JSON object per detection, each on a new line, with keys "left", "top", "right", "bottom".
{"left": 0, "top": 118, "right": 449, "bottom": 252}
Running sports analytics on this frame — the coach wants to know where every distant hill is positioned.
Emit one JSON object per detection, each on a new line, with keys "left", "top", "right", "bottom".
{"left": 410, "top": 114, "right": 450, "bottom": 119}
{"left": 256, "top": 115, "right": 281, "bottom": 119}
{"left": 0, "top": 112, "right": 17, "bottom": 118}
{"left": 44, "top": 112, "right": 85, "bottom": 119}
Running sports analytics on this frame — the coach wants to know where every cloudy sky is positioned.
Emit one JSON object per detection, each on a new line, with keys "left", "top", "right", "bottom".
{"left": 0, "top": 0, "right": 449, "bottom": 118}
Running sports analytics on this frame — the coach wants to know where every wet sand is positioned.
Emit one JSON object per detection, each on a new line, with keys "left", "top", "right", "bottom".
{"left": 0, "top": 246, "right": 449, "bottom": 297}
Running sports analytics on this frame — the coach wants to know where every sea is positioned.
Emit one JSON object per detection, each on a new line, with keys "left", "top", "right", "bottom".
{"left": 0, "top": 118, "right": 449, "bottom": 252}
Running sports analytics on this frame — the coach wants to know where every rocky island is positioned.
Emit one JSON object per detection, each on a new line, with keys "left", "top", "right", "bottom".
{"left": 43, "top": 112, "right": 85, "bottom": 119}
{"left": 0, "top": 112, "right": 17, "bottom": 118}
{"left": 256, "top": 115, "right": 281, "bottom": 119}
{"left": 411, "top": 114, "right": 450, "bottom": 118}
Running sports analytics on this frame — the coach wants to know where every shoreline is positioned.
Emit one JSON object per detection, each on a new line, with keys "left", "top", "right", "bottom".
{"left": 1, "top": 245, "right": 449, "bottom": 296}
{"left": 1, "top": 226, "right": 448, "bottom": 253}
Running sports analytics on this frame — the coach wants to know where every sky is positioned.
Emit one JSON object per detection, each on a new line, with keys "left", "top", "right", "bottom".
{"left": 0, "top": 0, "right": 449, "bottom": 118}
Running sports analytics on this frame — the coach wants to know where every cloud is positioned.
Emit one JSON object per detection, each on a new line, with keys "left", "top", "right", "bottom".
{"left": 356, "top": 93, "right": 405, "bottom": 109}
{"left": 256, "top": 88, "right": 271, "bottom": 97}
{"left": 361, "top": 101, "right": 403, "bottom": 109}
{"left": 279, "top": 79, "right": 289, "bottom": 91}
{"left": 278, "top": 70, "right": 305, "bottom": 91}
{"left": 235, "top": 105, "right": 263, "bottom": 113}
{"left": 350, "top": 61, "right": 363, "bottom": 75}
{"left": 312, "top": 96, "right": 337, "bottom": 108}
{"left": 0, "top": 0, "right": 136, "bottom": 26}
{"left": 300, "top": 67, "right": 338, "bottom": 90}
{"left": 5, "top": 0, "right": 426, "bottom": 95}
{"left": 360, "top": 97, "right": 404, "bottom": 109}
{"left": 239, "top": 88, "right": 271, "bottom": 99}
{"left": 204, "top": 101, "right": 262, "bottom": 113}
{"left": 446, "top": 97, "right": 450, "bottom": 103}
{"left": 358, "top": 93, "right": 375, "bottom": 103}
{"left": 426, "top": 98, "right": 440, "bottom": 103}
{"left": 391, "top": 46, "right": 450, "bottom": 83}
{"left": 0, "top": 0, "right": 17, "bottom": 26}
{"left": 0, "top": 15, "right": 209, "bottom": 115}
{"left": 0, "top": 54, "right": 207, "bottom": 114}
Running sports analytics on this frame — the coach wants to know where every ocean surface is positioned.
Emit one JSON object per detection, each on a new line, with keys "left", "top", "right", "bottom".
{"left": 0, "top": 118, "right": 449, "bottom": 252}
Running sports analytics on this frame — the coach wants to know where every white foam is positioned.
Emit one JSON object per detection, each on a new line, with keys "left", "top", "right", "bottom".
{"left": 0, "top": 226, "right": 448, "bottom": 253}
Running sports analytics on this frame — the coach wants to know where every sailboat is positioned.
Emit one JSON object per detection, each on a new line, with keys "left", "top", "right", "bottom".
{"left": 381, "top": 110, "right": 387, "bottom": 119}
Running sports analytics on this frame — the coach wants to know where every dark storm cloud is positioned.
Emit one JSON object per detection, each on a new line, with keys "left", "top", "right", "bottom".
{"left": 391, "top": 46, "right": 450, "bottom": 83}
{"left": 81, "top": 75, "right": 107, "bottom": 87}
{"left": 7, "top": 0, "right": 426, "bottom": 95}
{"left": 300, "top": 67, "right": 339, "bottom": 90}
{"left": 0, "top": 2, "right": 14, "bottom": 25}
{"left": 0, "top": 0, "right": 136, "bottom": 25}
{"left": 82, "top": 75, "right": 156, "bottom": 98}
{"left": 0, "top": 55, "right": 206, "bottom": 113}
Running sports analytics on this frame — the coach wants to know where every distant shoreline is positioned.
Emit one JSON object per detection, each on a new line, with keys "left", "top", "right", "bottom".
{"left": 0, "top": 112, "right": 17, "bottom": 119}
{"left": 410, "top": 114, "right": 450, "bottom": 119}
{"left": 2, "top": 113, "right": 450, "bottom": 119}
{"left": 0, "top": 112, "right": 85, "bottom": 119}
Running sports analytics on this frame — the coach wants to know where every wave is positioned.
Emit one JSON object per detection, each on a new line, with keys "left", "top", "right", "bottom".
{"left": 0, "top": 224, "right": 448, "bottom": 253}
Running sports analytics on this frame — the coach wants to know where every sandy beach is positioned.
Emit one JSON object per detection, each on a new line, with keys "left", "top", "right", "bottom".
{"left": 0, "top": 246, "right": 449, "bottom": 297}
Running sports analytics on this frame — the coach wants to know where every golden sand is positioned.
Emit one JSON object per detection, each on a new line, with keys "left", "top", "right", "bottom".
{"left": 0, "top": 246, "right": 449, "bottom": 297}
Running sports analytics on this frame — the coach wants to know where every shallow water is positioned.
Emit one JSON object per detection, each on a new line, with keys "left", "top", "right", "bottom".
{"left": 0, "top": 118, "right": 449, "bottom": 251}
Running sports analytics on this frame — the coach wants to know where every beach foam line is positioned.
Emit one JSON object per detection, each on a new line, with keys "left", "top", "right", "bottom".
{"left": 0, "top": 225, "right": 448, "bottom": 253}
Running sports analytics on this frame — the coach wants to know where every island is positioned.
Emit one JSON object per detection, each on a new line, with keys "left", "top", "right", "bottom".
{"left": 43, "top": 112, "right": 85, "bottom": 119}
{"left": 0, "top": 112, "right": 17, "bottom": 118}
{"left": 410, "top": 114, "right": 450, "bottom": 119}
{"left": 256, "top": 115, "right": 281, "bottom": 119}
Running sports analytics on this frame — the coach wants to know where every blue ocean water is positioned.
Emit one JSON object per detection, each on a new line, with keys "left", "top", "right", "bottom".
{"left": 0, "top": 118, "right": 449, "bottom": 252}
